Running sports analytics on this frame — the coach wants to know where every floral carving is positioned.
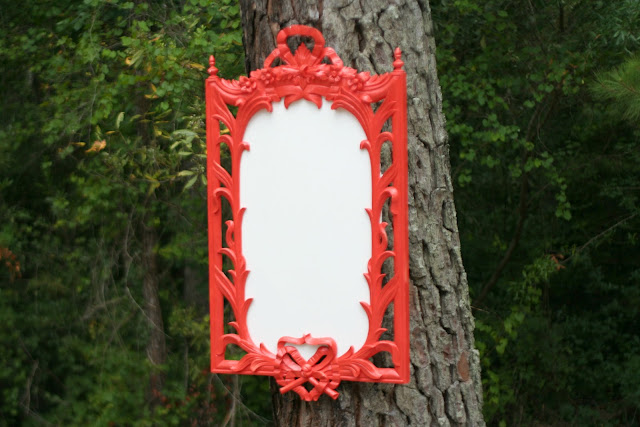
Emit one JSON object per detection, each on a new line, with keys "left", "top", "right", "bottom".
{"left": 206, "top": 25, "right": 409, "bottom": 401}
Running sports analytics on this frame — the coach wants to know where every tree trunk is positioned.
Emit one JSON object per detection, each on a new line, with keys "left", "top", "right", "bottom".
{"left": 141, "top": 221, "right": 167, "bottom": 407}
{"left": 135, "top": 80, "right": 168, "bottom": 407}
{"left": 238, "top": 1, "right": 484, "bottom": 425}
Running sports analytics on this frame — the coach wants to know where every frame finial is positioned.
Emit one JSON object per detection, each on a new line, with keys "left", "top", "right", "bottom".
{"left": 393, "top": 48, "right": 404, "bottom": 70}
{"left": 208, "top": 55, "right": 218, "bottom": 76}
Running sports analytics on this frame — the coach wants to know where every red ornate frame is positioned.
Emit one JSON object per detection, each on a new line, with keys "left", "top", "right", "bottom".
{"left": 206, "top": 25, "right": 409, "bottom": 401}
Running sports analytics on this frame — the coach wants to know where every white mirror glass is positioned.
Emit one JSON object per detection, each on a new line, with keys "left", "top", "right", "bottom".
{"left": 241, "top": 99, "right": 371, "bottom": 359}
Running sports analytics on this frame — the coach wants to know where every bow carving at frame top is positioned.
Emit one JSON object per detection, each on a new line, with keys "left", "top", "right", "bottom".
{"left": 263, "top": 26, "right": 344, "bottom": 68}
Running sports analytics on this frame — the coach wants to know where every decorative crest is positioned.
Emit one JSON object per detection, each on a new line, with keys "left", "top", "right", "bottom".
{"left": 263, "top": 25, "right": 344, "bottom": 68}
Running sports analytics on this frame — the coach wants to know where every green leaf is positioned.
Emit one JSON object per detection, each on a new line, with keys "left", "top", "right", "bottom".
{"left": 183, "top": 175, "right": 198, "bottom": 190}
{"left": 115, "top": 112, "right": 124, "bottom": 129}
{"left": 496, "top": 338, "right": 509, "bottom": 355}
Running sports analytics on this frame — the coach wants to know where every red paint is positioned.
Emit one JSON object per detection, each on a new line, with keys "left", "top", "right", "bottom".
{"left": 206, "top": 25, "right": 409, "bottom": 401}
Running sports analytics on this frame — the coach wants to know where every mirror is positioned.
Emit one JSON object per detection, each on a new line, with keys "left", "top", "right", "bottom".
{"left": 241, "top": 99, "right": 371, "bottom": 359}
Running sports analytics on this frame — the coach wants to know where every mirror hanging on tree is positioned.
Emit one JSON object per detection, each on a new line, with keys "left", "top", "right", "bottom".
{"left": 205, "top": 25, "right": 409, "bottom": 401}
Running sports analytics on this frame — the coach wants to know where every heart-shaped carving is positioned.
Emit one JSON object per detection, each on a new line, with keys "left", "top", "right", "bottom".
{"left": 274, "top": 334, "right": 341, "bottom": 401}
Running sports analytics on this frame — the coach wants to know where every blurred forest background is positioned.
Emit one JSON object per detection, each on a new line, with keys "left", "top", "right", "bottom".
{"left": 1, "top": 0, "right": 639, "bottom": 425}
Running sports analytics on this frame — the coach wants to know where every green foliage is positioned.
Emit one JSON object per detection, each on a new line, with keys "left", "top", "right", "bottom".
{"left": 592, "top": 55, "right": 640, "bottom": 124}
{"left": 0, "top": 0, "right": 274, "bottom": 425}
{"left": 432, "top": 0, "right": 640, "bottom": 424}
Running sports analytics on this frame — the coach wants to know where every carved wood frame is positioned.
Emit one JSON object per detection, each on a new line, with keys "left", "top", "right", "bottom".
{"left": 206, "top": 25, "right": 409, "bottom": 401}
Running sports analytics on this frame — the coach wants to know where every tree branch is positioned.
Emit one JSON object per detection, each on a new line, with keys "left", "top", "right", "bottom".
{"left": 563, "top": 213, "right": 638, "bottom": 264}
{"left": 475, "top": 89, "right": 559, "bottom": 306}
{"left": 475, "top": 167, "right": 528, "bottom": 306}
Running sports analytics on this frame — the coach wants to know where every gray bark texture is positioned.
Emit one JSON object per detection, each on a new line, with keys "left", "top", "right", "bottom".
{"left": 238, "top": 1, "right": 484, "bottom": 425}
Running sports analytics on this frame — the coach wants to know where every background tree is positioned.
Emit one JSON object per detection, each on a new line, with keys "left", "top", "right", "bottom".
{"left": 238, "top": 1, "right": 485, "bottom": 425}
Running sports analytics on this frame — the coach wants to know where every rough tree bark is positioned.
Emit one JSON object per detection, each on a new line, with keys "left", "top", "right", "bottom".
{"left": 238, "top": 1, "right": 484, "bottom": 425}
